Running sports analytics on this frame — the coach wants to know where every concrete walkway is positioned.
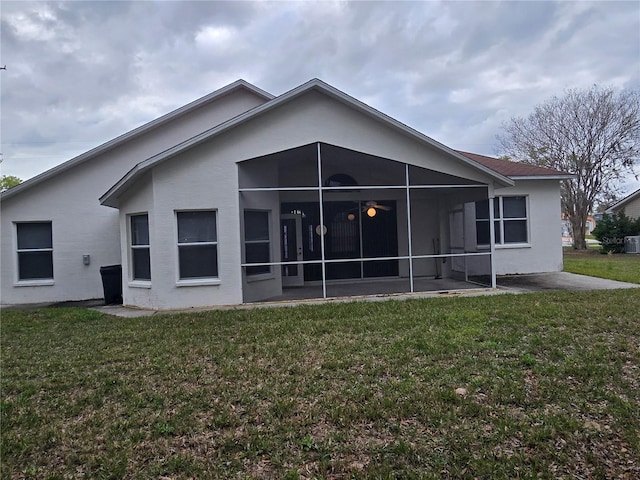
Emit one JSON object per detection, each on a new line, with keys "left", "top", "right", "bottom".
{"left": 88, "top": 272, "right": 639, "bottom": 318}
{"left": 497, "top": 271, "right": 640, "bottom": 293}
{"left": 3, "top": 272, "right": 637, "bottom": 318}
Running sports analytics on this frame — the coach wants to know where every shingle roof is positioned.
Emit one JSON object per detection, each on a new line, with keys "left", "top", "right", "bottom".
{"left": 456, "top": 151, "right": 572, "bottom": 179}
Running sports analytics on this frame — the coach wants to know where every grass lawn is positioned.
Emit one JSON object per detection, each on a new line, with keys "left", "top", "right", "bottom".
{"left": 564, "top": 249, "right": 640, "bottom": 284}
{"left": 2, "top": 290, "right": 640, "bottom": 479}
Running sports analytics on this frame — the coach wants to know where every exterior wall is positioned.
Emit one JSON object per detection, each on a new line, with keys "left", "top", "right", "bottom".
{"left": 239, "top": 160, "right": 282, "bottom": 303}
{"left": 620, "top": 195, "right": 640, "bottom": 220}
{"left": 113, "top": 89, "right": 511, "bottom": 308}
{"left": 464, "top": 179, "right": 563, "bottom": 275}
{"left": 216, "top": 90, "right": 504, "bottom": 186}
{"left": 1, "top": 88, "right": 268, "bottom": 305}
{"left": 118, "top": 172, "right": 155, "bottom": 308}
{"left": 118, "top": 143, "right": 244, "bottom": 310}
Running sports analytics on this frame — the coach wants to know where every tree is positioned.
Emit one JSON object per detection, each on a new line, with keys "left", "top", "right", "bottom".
{"left": 497, "top": 86, "right": 640, "bottom": 250}
{"left": 592, "top": 212, "right": 640, "bottom": 254}
{"left": 0, "top": 175, "right": 22, "bottom": 192}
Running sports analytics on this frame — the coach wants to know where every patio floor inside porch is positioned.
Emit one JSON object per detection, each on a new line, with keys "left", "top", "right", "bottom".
{"left": 258, "top": 276, "right": 489, "bottom": 303}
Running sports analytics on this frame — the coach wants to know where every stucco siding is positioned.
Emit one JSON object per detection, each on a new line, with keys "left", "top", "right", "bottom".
{"left": 136, "top": 144, "right": 244, "bottom": 309}
{"left": 484, "top": 180, "right": 563, "bottom": 275}
{"left": 1, "top": 88, "right": 268, "bottom": 305}
{"left": 216, "top": 91, "right": 503, "bottom": 186}
{"left": 622, "top": 196, "right": 640, "bottom": 220}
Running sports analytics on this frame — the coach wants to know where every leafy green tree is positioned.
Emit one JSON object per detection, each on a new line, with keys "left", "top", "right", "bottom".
{"left": 591, "top": 212, "right": 640, "bottom": 253}
{"left": 0, "top": 175, "right": 22, "bottom": 192}
{"left": 498, "top": 85, "right": 640, "bottom": 250}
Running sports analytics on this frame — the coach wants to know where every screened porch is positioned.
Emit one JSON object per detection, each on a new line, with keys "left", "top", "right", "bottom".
{"left": 238, "top": 142, "right": 495, "bottom": 303}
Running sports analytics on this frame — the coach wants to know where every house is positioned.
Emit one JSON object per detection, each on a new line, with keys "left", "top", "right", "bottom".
{"left": 561, "top": 213, "right": 597, "bottom": 245}
{"left": 0, "top": 79, "right": 572, "bottom": 310}
{"left": 606, "top": 188, "right": 640, "bottom": 219}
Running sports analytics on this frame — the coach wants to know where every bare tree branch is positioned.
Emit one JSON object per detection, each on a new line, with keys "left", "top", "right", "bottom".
{"left": 497, "top": 86, "right": 640, "bottom": 250}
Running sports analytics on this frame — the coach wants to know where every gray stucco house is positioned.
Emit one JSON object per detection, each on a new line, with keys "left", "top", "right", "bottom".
{"left": 1, "top": 79, "right": 570, "bottom": 309}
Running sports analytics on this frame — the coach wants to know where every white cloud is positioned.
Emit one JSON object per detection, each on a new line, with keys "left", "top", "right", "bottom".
{"left": 1, "top": 0, "right": 638, "bottom": 181}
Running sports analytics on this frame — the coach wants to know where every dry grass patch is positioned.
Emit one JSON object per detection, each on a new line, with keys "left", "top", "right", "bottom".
{"left": 2, "top": 290, "right": 640, "bottom": 479}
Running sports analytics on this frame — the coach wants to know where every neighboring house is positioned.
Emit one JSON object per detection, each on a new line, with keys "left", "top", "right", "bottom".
{"left": 561, "top": 213, "right": 597, "bottom": 245}
{"left": 606, "top": 188, "right": 640, "bottom": 219}
{"left": 1, "top": 79, "right": 571, "bottom": 309}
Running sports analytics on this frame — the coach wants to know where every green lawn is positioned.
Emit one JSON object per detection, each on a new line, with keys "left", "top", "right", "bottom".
{"left": 564, "top": 250, "right": 640, "bottom": 284}
{"left": 2, "top": 290, "right": 640, "bottom": 479}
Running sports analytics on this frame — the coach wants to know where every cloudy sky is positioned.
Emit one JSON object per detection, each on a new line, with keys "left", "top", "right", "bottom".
{"left": 1, "top": 0, "right": 639, "bottom": 193}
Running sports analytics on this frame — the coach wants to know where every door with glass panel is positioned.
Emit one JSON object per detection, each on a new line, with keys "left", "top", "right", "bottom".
{"left": 280, "top": 214, "right": 304, "bottom": 286}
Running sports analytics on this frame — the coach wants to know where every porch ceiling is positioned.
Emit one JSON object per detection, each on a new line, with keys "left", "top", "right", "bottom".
{"left": 237, "top": 142, "right": 488, "bottom": 190}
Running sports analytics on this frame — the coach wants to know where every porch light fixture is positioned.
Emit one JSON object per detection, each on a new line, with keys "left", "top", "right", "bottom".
{"left": 347, "top": 213, "right": 356, "bottom": 221}
{"left": 366, "top": 207, "right": 377, "bottom": 218}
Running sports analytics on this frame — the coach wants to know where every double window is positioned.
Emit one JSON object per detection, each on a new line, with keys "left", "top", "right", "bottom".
{"left": 244, "top": 210, "right": 271, "bottom": 276}
{"left": 476, "top": 196, "right": 528, "bottom": 246}
{"left": 177, "top": 211, "right": 218, "bottom": 279}
{"left": 130, "top": 214, "right": 151, "bottom": 280}
{"left": 16, "top": 222, "right": 53, "bottom": 280}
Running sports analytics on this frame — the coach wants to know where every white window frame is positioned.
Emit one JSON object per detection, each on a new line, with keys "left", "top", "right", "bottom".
{"left": 476, "top": 196, "right": 530, "bottom": 247}
{"left": 129, "top": 213, "right": 151, "bottom": 284}
{"left": 243, "top": 209, "right": 272, "bottom": 278}
{"left": 15, "top": 221, "right": 54, "bottom": 285}
{"left": 175, "top": 210, "right": 220, "bottom": 286}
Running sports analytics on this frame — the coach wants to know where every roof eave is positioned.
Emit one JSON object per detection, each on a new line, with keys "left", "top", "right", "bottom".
{"left": 1, "top": 80, "right": 273, "bottom": 202}
{"left": 605, "top": 188, "right": 640, "bottom": 212}
{"left": 509, "top": 174, "right": 574, "bottom": 181}
{"left": 308, "top": 80, "right": 514, "bottom": 187}
{"left": 100, "top": 80, "right": 518, "bottom": 205}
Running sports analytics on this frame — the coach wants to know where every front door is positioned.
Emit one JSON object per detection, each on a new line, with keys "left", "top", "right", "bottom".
{"left": 281, "top": 214, "right": 304, "bottom": 286}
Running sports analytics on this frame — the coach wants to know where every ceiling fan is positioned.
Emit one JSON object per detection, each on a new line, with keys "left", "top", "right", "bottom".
{"left": 363, "top": 200, "right": 391, "bottom": 212}
{"left": 346, "top": 200, "right": 392, "bottom": 219}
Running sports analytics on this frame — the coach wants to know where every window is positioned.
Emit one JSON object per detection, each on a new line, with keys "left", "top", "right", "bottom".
{"left": 476, "top": 196, "right": 528, "bottom": 245}
{"left": 16, "top": 222, "right": 53, "bottom": 280}
{"left": 130, "top": 214, "right": 151, "bottom": 280}
{"left": 244, "top": 210, "right": 271, "bottom": 275}
{"left": 177, "top": 211, "right": 218, "bottom": 279}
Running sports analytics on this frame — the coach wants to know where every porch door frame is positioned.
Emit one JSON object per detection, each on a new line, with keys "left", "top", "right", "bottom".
{"left": 280, "top": 213, "right": 304, "bottom": 286}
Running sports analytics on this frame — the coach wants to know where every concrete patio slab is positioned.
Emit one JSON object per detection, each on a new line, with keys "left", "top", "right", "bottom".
{"left": 3, "top": 272, "right": 637, "bottom": 318}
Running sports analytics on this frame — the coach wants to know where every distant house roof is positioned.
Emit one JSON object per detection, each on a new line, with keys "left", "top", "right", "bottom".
{"left": 606, "top": 188, "right": 640, "bottom": 213}
{"left": 456, "top": 151, "right": 573, "bottom": 179}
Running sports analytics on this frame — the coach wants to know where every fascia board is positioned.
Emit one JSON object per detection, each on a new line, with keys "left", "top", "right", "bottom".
{"left": 606, "top": 188, "right": 640, "bottom": 212}
{"left": 312, "top": 80, "right": 514, "bottom": 187}
{"left": 2, "top": 80, "right": 273, "bottom": 202}
{"left": 101, "top": 79, "right": 517, "bottom": 207}
{"left": 509, "top": 174, "right": 575, "bottom": 181}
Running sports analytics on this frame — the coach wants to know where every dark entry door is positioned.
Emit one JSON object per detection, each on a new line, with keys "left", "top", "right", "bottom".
{"left": 362, "top": 203, "right": 399, "bottom": 277}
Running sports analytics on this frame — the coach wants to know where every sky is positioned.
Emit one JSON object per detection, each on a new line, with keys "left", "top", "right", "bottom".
{"left": 1, "top": 0, "right": 640, "bottom": 194}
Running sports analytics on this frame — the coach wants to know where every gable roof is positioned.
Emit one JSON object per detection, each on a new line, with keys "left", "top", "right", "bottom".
{"left": 100, "top": 79, "right": 514, "bottom": 207}
{"left": 1, "top": 80, "right": 274, "bottom": 201}
{"left": 456, "top": 151, "right": 573, "bottom": 180}
{"left": 606, "top": 188, "right": 640, "bottom": 213}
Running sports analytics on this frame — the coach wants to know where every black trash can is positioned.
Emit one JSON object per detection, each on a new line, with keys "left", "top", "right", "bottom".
{"left": 100, "top": 265, "right": 123, "bottom": 305}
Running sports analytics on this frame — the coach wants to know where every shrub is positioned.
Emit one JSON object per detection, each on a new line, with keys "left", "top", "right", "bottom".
{"left": 591, "top": 212, "right": 640, "bottom": 253}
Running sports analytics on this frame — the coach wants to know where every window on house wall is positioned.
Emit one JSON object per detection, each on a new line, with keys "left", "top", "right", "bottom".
{"left": 177, "top": 211, "right": 218, "bottom": 279}
{"left": 476, "top": 196, "right": 528, "bottom": 245}
{"left": 16, "top": 222, "right": 53, "bottom": 280}
{"left": 244, "top": 210, "right": 271, "bottom": 275}
{"left": 130, "top": 214, "right": 151, "bottom": 280}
